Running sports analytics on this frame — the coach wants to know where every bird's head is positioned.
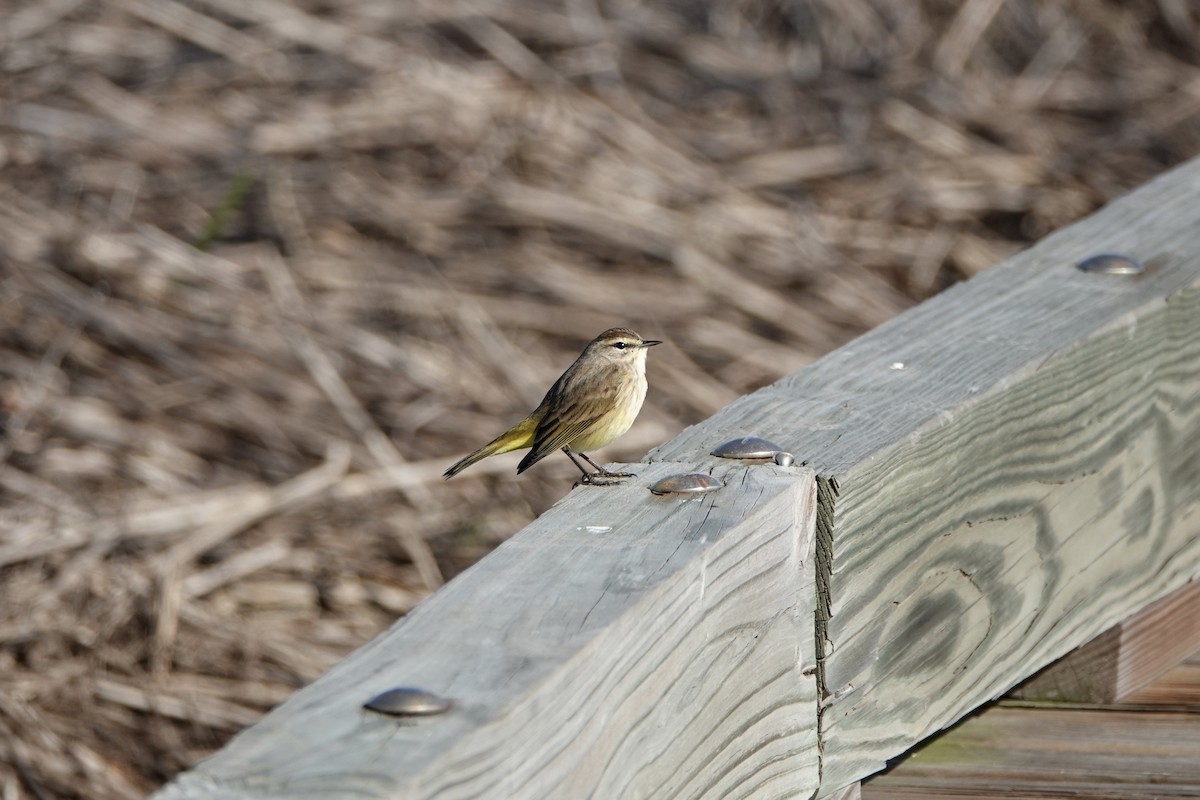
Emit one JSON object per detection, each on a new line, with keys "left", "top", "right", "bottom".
{"left": 587, "top": 328, "right": 662, "bottom": 365}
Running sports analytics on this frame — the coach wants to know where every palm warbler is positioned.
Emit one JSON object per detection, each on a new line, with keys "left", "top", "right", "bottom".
{"left": 443, "top": 328, "right": 662, "bottom": 483}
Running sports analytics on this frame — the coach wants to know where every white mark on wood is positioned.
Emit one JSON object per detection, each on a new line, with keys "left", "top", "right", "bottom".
{"left": 822, "top": 683, "right": 856, "bottom": 708}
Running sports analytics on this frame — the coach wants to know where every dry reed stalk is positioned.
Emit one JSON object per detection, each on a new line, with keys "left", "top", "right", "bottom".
{"left": 1, "top": 0, "right": 1198, "bottom": 796}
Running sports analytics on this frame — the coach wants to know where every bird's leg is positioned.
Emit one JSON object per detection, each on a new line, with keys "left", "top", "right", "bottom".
{"left": 561, "top": 447, "right": 596, "bottom": 483}
{"left": 578, "top": 450, "right": 634, "bottom": 478}
{"left": 566, "top": 448, "right": 635, "bottom": 482}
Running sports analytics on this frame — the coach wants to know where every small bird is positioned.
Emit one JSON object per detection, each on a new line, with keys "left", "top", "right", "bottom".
{"left": 444, "top": 328, "right": 662, "bottom": 483}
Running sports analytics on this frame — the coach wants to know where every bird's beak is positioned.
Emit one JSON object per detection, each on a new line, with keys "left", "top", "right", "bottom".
{"left": 641, "top": 339, "right": 663, "bottom": 348}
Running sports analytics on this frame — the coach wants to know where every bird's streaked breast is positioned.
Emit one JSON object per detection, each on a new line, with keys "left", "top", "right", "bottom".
{"left": 568, "top": 356, "right": 648, "bottom": 452}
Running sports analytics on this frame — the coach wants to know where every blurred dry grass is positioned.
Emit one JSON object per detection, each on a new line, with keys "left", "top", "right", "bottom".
{"left": 2, "top": 0, "right": 1199, "bottom": 797}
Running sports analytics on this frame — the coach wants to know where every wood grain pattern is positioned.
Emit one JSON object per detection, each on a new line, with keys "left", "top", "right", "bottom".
{"left": 1123, "top": 651, "right": 1200, "bottom": 708}
{"left": 649, "top": 156, "right": 1200, "bottom": 792}
{"left": 822, "top": 782, "right": 861, "bottom": 800}
{"left": 864, "top": 647, "right": 1200, "bottom": 799}
{"left": 861, "top": 705, "right": 1200, "bottom": 799}
{"left": 155, "top": 462, "right": 820, "bottom": 800}
{"left": 1012, "top": 579, "right": 1200, "bottom": 703}
{"left": 817, "top": 276, "right": 1200, "bottom": 789}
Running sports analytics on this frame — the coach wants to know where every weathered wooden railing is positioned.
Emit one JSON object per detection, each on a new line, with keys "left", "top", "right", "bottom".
{"left": 156, "top": 156, "right": 1200, "bottom": 799}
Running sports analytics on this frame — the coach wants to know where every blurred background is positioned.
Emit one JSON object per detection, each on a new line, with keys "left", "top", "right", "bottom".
{"left": 2, "top": 1, "right": 1200, "bottom": 796}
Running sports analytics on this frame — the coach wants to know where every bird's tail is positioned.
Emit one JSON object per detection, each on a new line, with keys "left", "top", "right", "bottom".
{"left": 443, "top": 416, "right": 537, "bottom": 479}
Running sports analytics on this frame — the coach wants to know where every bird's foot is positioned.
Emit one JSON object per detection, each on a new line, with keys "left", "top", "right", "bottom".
{"left": 598, "top": 468, "right": 636, "bottom": 479}
{"left": 578, "top": 469, "right": 636, "bottom": 486}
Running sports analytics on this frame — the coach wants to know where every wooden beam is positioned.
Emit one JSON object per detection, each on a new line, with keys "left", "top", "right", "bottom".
{"left": 156, "top": 462, "right": 821, "bottom": 799}
{"left": 1011, "top": 579, "right": 1200, "bottom": 704}
{"left": 824, "top": 782, "right": 861, "bottom": 800}
{"left": 159, "top": 156, "right": 1200, "bottom": 799}
{"left": 650, "top": 155, "right": 1200, "bottom": 792}
{"left": 860, "top": 705, "right": 1200, "bottom": 799}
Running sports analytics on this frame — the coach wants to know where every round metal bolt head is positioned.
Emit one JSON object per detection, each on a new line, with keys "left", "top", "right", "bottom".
{"left": 1075, "top": 253, "right": 1147, "bottom": 275}
{"left": 363, "top": 687, "right": 452, "bottom": 717}
{"left": 650, "top": 473, "right": 724, "bottom": 496}
{"left": 711, "top": 436, "right": 785, "bottom": 460}
{"left": 774, "top": 451, "right": 795, "bottom": 467}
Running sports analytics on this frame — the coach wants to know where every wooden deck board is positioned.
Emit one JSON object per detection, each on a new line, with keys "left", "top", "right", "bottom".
{"left": 863, "top": 651, "right": 1200, "bottom": 798}
{"left": 1122, "top": 653, "right": 1200, "bottom": 710}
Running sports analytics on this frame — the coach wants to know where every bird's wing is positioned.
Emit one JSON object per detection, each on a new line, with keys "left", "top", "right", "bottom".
{"left": 517, "top": 363, "right": 623, "bottom": 473}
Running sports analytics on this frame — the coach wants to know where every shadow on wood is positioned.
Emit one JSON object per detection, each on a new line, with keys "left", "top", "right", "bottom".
{"left": 863, "top": 649, "right": 1200, "bottom": 799}
{"left": 1012, "top": 579, "right": 1200, "bottom": 704}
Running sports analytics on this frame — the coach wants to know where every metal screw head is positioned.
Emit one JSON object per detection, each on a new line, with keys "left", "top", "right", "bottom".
{"left": 1075, "top": 253, "right": 1147, "bottom": 275}
{"left": 363, "top": 687, "right": 451, "bottom": 717}
{"left": 649, "top": 473, "right": 724, "bottom": 496}
{"left": 711, "top": 436, "right": 785, "bottom": 460}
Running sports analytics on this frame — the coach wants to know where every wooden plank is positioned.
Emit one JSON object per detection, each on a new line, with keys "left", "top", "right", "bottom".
{"left": 860, "top": 705, "right": 1200, "bottom": 799}
{"left": 649, "top": 155, "right": 1200, "bottom": 791}
{"left": 155, "top": 461, "right": 821, "bottom": 800}
{"left": 1012, "top": 579, "right": 1200, "bottom": 703}
{"left": 1122, "top": 651, "right": 1200, "bottom": 708}
{"left": 864, "top": 645, "right": 1200, "bottom": 799}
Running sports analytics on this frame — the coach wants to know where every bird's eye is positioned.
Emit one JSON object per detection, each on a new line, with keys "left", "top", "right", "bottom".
{"left": 612, "top": 341, "right": 628, "bottom": 349}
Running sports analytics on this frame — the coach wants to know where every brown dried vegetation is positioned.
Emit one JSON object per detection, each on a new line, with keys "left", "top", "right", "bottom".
{"left": 2, "top": 0, "right": 1199, "bottom": 796}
